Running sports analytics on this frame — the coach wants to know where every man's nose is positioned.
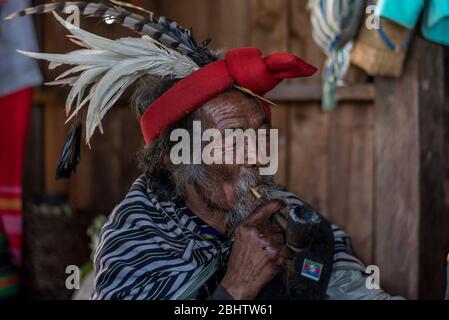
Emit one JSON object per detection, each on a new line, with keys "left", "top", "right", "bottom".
{"left": 243, "top": 136, "right": 269, "bottom": 168}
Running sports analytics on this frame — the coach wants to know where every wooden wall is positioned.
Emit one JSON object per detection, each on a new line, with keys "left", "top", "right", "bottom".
{"left": 26, "top": 0, "right": 449, "bottom": 299}
{"left": 152, "top": 0, "right": 376, "bottom": 267}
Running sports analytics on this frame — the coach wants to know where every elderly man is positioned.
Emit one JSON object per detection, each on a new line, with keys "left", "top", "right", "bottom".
{"left": 6, "top": 1, "right": 401, "bottom": 301}
{"left": 91, "top": 52, "right": 400, "bottom": 299}
{"left": 92, "top": 78, "right": 400, "bottom": 299}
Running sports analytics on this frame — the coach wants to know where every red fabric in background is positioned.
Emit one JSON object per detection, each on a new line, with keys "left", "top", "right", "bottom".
{"left": 140, "top": 47, "right": 317, "bottom": 143}
{"left": 0, "top": 88, "right": 32, "bottom": 266}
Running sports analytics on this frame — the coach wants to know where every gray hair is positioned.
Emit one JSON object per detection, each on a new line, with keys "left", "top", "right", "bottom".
{"left": 131, "top": 75, "right": 209, "bottom": 200}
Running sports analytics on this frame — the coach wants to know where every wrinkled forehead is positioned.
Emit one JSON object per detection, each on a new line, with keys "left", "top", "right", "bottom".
{"left": 198, "top": 90, "right": 268, "bottom": 130}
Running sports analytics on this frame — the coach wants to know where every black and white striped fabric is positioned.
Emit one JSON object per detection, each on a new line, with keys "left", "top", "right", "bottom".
{"left": 92, "top": 176, "right": 364, "bottom": 300}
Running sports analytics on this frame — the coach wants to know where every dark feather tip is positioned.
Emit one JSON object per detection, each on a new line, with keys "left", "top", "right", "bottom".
{"left": 55, "top": 123, "right": 82, "bottom": 180}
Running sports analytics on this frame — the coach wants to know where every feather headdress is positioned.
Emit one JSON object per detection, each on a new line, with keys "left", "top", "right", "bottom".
{"left": 5, "top": 1, "right": 295, "bottom": 179}
{"left": 20, "top": 11, "right": 199, "bottom": 144}
{"left": 5, "top": 1, "right": 214, "bottom": 178}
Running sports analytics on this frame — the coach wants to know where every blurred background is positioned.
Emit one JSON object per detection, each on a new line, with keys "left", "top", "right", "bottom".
{"left": 0, "top": 0, "right": 448, "bottom": 300}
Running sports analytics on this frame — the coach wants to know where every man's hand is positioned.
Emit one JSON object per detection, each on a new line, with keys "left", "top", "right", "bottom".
{"left": 221, "top": 199, "right": 295, "bottom": 300}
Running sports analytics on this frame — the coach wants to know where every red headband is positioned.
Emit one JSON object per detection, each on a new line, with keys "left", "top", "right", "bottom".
{"left": 140, "top": 47, "right": 317, "bottom": 143}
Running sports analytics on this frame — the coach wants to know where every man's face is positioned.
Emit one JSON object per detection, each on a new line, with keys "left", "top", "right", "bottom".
{"left": 195, "top": 90, "right": 275, "bottom": 217}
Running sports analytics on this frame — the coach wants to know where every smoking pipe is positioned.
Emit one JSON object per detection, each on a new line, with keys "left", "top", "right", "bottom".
{"left": 250, "top": 187, "right": 321, "bottom": 253}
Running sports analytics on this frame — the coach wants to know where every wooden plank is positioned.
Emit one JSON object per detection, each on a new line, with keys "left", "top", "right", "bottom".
{"left": 289, "top": 0, "right": 326, "bottom": 83}
{"left": 119, "top": 110, "right": 144, "bottom": 196}
{"left": 88, "top": 107, "right": 141, "bottom": 215}
{"left": 156, "top": 0, "right": 211, "bottom": 46}
{"left": 288, "top": 104, "right": 329, "bottom": 214}
{"left": 90, "top": 108, "right": 123, "bottom": 215}
{"left": 374, "top": 37, "right": 445, "bottom": 299}
{"left": 444, "top": 47, "right": 449, "bottom": 295}
{"left": 22, "top": 102, "right": 45, "bottom": 205}
{"left": 206, "top": 0, "right": 250, "bottom": 48}
{"left": 416, "top": 40, "right": 446, "bottom": 300}
{"left": 287, "top": 1, "right": 328, "bottom": 214}
{"left": 269, "top": 103, "right": 289, "bottom": 186}
{"left": 68, "top": 133, "right": 93, "bottom": 212}
{"left": 326, "top": 102, "right": 373, "bottom": 265}
{"left": 267, "top": 83, "right": 375, "bottom": 102}
{"left": 249, "top": 0, "right": 289, "bottom": 185}
{"left": 249, "top": 0, "right": 288, "bottom": 54}
{"left": 43, "top": 97, "right": 69, "bottom": 195}
{"left": 154, "top": 0, "right": 249, "bottom": 50}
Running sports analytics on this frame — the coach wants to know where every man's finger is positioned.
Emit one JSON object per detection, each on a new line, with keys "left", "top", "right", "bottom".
{"left": 259, "top": 231, "right": 285, "bottom": 245}
{"left": 245, "top": 199, "right": 286, "bottom": 226}
{"left": 265, "top": 220, "right": 283, "bottom": 233}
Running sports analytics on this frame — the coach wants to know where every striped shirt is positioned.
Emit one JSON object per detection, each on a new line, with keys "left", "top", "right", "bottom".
{"left": 92, "top": 176, "right": 399, "bottom": 300}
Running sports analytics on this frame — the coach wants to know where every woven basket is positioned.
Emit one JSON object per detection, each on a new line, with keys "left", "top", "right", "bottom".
{"left": 350, "top": 17, "right": 412, "bottom": 77}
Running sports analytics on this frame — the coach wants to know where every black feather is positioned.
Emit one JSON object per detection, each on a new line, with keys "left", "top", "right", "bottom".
{"left": 55, "top": 123, "right": 82, "bottom": 180}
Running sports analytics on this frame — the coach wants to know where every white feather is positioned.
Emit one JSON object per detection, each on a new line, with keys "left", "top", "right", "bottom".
{"left": 65, "top": 83, "right": 98, "bottom": 124}
{"left": 45, "top": 77, "right": 79, "bottom": 86}
{"left": 65, "top": 66, "right": 108, "bottom": 115}
{"left": 56, "top": 65, "right": 93, "bottom": 81}
{"left": 17, "top": 12, "right": 199, "bottom": 145}
{"left": 17, "top": 49, "right": 124, "bottom": 67}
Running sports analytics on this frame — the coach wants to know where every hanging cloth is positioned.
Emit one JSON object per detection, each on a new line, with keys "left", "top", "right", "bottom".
{"left": 308, "top": 0, "right": 366, "bottom": 110}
